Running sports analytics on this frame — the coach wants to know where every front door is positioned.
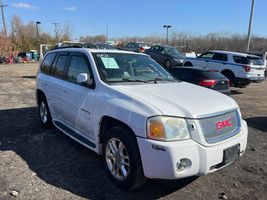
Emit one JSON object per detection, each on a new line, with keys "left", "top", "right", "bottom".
{"left": 61, "top": 53, "right": 96, "bottom": 140}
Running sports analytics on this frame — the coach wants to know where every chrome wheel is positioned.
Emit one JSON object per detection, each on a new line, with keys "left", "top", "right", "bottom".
{"left": 105, "top": 138, "right": 130, "bottom": 181}
{"left": 39, "top": 101, "right": 48, "bottom": 124}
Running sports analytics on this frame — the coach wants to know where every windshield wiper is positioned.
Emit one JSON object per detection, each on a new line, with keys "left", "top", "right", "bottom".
{"left": 147, "top": 77, "right": 176, "bottom": 83}
{"left": 121, "top": 78, "right": 148, "bottom": 83}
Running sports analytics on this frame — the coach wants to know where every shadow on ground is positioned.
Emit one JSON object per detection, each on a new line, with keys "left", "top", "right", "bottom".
{"left": 245, "top": 116, "right": 267, "bottom": 132}
{"left": 231, "top": 90, "right": 243, "bottom": 95}
{"left": 0, "top": 107, "right": 196, "bottom": 200}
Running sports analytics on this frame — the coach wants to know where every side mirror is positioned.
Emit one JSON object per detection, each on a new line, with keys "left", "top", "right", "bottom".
{"left": 77, "top": 73, "right": 93, "bottom": 86}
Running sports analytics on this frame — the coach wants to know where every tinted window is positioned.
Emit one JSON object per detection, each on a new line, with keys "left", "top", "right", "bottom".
{"left": 50, "top": 55, "right": 68, "bottom": 78}
{"left": 169, "top": 68, "right": 198, "bottom": 79}
{"left": 67, "top": 55, "right": 91, "bottom": 82}
{"left": 212, "top": 53, "right": 228, "bottom": 61}
{"left": 40, "top": 52, "right": 56, "bottom": 74}
{"left": 233, "top": 56, "right": 248, "bottom": 64}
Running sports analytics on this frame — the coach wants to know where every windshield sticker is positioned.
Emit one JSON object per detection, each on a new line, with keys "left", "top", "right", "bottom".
{"left": 101, "top": 57, "right": 119, "bottom": 69}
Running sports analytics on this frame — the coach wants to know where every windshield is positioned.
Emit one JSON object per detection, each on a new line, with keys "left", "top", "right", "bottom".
{"left": 93, "top": 53, "right": 176, "bottom": 83}
{"left": 165, "top": 47, "right": 184, "bottom": 58}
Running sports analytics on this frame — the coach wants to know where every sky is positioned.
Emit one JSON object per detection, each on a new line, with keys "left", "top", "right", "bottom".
{"left": 2, "top": 0, "right": 267, "bottom": 39}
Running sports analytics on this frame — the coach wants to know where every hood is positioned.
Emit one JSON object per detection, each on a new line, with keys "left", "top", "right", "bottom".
{"left": 112, "top": 82, "right": 238, "bottom": 118}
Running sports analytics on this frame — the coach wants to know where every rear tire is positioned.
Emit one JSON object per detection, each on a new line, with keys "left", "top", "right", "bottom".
{"left": 102, "top": 126, "right": 146, "bottom": 190}
{"left": 164, "top": 60, "right": 171, "bottom": 68}
{"left": 38, "top": 96, "right": 53, "bottom": 128}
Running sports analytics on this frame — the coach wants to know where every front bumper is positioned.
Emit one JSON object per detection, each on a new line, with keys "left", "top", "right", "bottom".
{"left": 137, "top": 120, "right": 248, "bottom": 180}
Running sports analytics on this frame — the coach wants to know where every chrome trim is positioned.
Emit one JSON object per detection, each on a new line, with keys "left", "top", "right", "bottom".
{"left": 199, "top": 110, "right": 241, "bottom": 144}
{"left": 197, "top": 108, "right": 238, "bottom": 119}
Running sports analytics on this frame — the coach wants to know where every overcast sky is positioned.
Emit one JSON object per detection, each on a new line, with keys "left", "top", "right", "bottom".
{"left": 2, "top": 0, "right": 266, "bottom": 39}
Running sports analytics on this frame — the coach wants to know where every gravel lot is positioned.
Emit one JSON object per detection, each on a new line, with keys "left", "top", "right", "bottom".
{"left": 0, "top": 63, "right": 266, "bottom": 200}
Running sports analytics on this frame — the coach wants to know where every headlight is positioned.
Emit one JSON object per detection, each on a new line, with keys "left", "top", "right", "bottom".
{"left": 147, "top": 116, "right": 190, "bottom": 141}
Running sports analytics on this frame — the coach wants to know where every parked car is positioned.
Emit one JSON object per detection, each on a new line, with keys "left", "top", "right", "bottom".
{"left": 120, "top": 42, "right": 150, "bottom": 53}
{"left": 145, "top": 45, "right": 185, "bottom": 68}
{"left": 17, "top": 52, "right": 31, "bottom": 63}
{"left": 167, "top": 67, "right": 231, "bottom": 95}
{"left": 183, "top": 50, "right": 266, "bottom": 87}
{"left": 248, "top": 52, "right": 267, "bottom": 77}
{"left": 36, "top": 48, "right": 248, "bottom": 190}
{"left": 94, "top": 43, "right": 116, "bottom": 50}
{"left": 83, "top": 43, "right": 97, "bottom": 49}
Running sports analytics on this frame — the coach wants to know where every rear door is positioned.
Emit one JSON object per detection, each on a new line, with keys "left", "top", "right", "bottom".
{"left": 46, "top": 52, "right": 69, "bottom": 121}
{"left": 206, "top": 52, "right": 228, "bottom": 71}
{"left": 60, "top": 52, "right": 96, "bottom": 140}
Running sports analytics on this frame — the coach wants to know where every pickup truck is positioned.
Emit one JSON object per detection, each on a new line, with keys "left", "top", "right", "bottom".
{"left": 36, "top": 48, "right": 248, "bottom": 190}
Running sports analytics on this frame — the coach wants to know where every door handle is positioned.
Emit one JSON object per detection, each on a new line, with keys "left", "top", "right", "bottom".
{"left": 62, "top": 89, "right": 67, "bottom": 93}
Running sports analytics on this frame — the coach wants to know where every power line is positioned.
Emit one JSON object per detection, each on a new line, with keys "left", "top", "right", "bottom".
{"left": 0, "top": 0, "right": 7, "bottom": 37}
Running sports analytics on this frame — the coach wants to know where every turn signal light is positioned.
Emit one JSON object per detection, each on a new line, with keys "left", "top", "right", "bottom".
{"left": 149, "top": 120, "right": 165, "bottom": 139}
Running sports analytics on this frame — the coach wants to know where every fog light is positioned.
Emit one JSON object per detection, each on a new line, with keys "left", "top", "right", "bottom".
{"left": 176, "top": 158, "right": 191, "bottom": 172}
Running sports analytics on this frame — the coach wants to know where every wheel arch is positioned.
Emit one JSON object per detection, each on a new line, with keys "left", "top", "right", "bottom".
{"left": 183, "top": 61, "right": 193, "bottom": 66}
{"left": 36, "top": 89, "right": 46, "bottom": 105}
{"left": 99, "top": 116, "right": 137, "bottom": 147}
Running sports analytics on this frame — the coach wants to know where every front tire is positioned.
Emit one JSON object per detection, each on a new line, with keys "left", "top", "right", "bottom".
{"left": 38, "top": 96, "right": 53, "bottom": 128}
{"left": 102, "top": 126, "right": 146, "bottom": 190}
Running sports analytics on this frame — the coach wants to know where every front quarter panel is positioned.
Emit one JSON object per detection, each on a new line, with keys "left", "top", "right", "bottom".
{"left": 92, "top": 84, "right": 162, "bottom": 140}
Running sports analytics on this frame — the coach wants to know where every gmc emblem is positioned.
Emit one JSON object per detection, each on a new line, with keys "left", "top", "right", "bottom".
{"left": 216, "top": 118, "right": 232, "bottom": 130}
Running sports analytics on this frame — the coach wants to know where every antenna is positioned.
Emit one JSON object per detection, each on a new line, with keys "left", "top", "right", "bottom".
{"left": 0, "top": 0, "right": 7, "bottom": 37}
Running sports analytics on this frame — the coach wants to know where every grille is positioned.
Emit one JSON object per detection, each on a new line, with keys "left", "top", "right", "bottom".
{"left": 198, "top": 110, "right": 241, "bottom": 143}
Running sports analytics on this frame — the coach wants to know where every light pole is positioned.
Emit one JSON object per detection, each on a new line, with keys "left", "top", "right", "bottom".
{"left": 163, "top": 25, "right": 172, "bottom": 45}
{"left": 246, "top": 0, "right": 255, "bottom": 53}
{"left": 0, "top": 0, "right": 7, "bottom": 37}
{"left": 36, "top": 21, "right": 41, "bottom": 38}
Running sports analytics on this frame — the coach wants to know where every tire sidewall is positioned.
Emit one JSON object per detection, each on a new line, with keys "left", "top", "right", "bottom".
{"left": 38, "top": 96, "right": 52, "bottom": 128}
{"left": 102, "top": 126, "right": 144, "bottom": 190}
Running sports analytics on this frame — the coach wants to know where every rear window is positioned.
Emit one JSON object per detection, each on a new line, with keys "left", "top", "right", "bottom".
{"left": 233, "top": 56, "right": 263, "bottom": 66}
{"left": 201, "top": 71, "right": 225, "bottom": 79}
{"left": 40, "top": 52, "right": 57, "bottom": 74}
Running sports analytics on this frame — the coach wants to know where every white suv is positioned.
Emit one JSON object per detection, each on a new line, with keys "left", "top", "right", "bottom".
{"left": 184, "top": 50, "right": 266, "bottom": 87}
{"left": 36, "top": 48, "right": 248, "bottom": 190}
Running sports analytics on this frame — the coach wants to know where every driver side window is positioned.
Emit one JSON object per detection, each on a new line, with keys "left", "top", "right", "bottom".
{"left": 67, "top": 55, "right": 91, "bottom": 83}
{"left": 199, "top": 52, "right": 214, "bottom": 59}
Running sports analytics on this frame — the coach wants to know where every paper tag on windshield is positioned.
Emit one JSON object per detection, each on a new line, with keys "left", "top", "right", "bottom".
{"left": 101, "top": 57, "right": 119, "bottom": 69}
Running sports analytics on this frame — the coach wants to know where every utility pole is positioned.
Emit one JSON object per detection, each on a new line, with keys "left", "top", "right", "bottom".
{"left": 0, "top": 0, "right": 7, "bottom": 37}
{"left": 246, "top": 0, "right": 255, "bottom": 53}
{"left": 106, "top": 24, "right": 108, "bottom": 42}
{"left": 52, "top": 22, "right": 60, "bottom": 42}
{"left": 163, "top": 25, "right": 172, "bottom": 45}
{"left": 36, "top": 21, "right": 41, "bottom": 38}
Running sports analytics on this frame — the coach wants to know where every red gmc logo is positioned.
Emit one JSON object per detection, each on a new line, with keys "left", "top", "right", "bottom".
{"left": 216, "top": 118, "right": 232, "bottom": 130}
